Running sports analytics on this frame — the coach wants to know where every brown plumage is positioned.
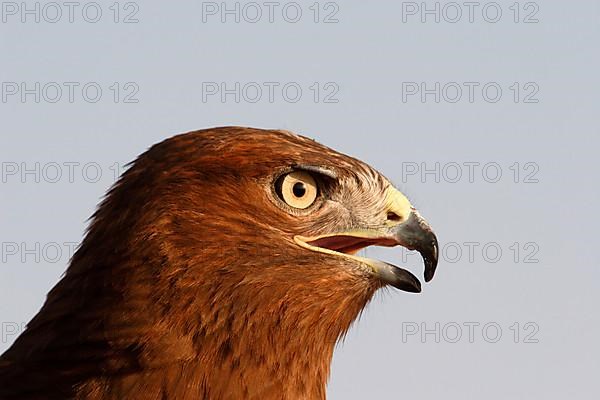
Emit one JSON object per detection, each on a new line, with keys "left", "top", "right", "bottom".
{"left": 0, "top": 127, "right": 438, "bottom": 399}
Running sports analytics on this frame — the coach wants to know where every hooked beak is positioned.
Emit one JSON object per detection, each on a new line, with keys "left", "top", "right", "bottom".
{"left": 294, "top": 186, "right": 439, "bottom": 293}
{"left": 389, "top": 210, "right": 439, "bottom": 283}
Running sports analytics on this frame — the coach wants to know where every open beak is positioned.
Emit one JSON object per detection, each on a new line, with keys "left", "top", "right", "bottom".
{"left": 388, "top": 211, "right": 439, "bottom": 283}
{"left": 294, "top": 187, "right": 439, "bottom": 293}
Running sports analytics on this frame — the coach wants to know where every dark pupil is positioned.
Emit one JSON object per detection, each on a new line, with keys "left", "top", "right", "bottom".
{"left": 292, "top": 182, "right": 306, "bottom": 197}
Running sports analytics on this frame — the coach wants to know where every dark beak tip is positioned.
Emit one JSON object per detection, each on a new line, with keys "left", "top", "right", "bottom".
{"left": 412, "top": 282, "right": 422, "bottom": 293}
{"left": 389, "top": 266, "right": 422, "bottom": 293}
{"left": 422, "top": 237, "right": 439, "bottom": 283}
{"left": 424, "top": 272, "right": 434, "bottom": 283}
{"left": 424, "top": 256, "right": 438, "bottom": 283}
{"left": 395, "top": 280, "right": 422, "bottom": 293}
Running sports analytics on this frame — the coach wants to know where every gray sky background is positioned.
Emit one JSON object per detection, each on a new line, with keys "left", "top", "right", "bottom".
{"left": 1, "top": 1, "right": 598, "bottom": 399}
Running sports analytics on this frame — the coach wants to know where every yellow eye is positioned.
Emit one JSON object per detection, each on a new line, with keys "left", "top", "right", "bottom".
{"left": 278, "top": 171, "right": 318, "bottom": 209}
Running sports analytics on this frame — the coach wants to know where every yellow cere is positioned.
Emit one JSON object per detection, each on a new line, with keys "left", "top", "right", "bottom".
{"left": 383, "top": 185, "right": 413, "bottom": 225}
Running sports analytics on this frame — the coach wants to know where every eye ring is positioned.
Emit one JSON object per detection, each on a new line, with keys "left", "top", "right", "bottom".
{"left": 276, "top": 171, "right": 318, "bottom": 210}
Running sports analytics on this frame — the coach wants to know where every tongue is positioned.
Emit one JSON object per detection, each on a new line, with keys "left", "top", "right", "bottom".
{"left": 306, "top": 235, "right": 422, "bottom": 293}
{"left": 308, "top": 235, "right": 396, "bottom": 254}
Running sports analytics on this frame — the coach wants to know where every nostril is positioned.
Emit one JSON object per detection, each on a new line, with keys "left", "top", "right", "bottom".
{"left": 387, "top": 212, "right": 402, "bottom": 222}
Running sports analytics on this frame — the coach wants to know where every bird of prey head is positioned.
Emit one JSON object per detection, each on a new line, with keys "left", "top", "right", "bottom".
{"left": 0, "top": 127, "right": 438, "bottom": 399}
